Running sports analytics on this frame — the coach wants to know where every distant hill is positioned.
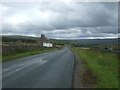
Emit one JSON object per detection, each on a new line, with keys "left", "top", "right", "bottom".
{"left": 2, "top": 35, "right": 119, "bottom": 51}
{"left": 2, "top": 35, "right": 119, "bottom": 45}
{"left": 2, "top": 35, "right": 39, "bottom": 43}
{"left": 74, "top": 38, "right": 119, "bottom": 45}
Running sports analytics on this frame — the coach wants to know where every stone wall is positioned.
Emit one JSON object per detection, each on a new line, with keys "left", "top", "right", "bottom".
{"left": 2, "top": 44, "right": 43, "bottom": 56}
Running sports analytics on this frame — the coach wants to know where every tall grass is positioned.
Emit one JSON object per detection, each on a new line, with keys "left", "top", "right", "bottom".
{"left": 73, "top": 47, "right": 118, "bottom": 88}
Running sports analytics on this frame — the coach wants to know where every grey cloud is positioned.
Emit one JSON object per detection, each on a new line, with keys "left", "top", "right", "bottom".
{"left": 2, "top": 2, "right": 118, "bottom": 39}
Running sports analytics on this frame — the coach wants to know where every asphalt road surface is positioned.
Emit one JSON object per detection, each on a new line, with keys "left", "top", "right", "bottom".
{"left": 2, "top": 47, "right": 74, "bottom": 88}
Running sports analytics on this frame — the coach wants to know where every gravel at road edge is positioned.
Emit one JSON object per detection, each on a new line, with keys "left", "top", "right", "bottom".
{"left": 73, "top": 52, "right": 98, "bottom": 88}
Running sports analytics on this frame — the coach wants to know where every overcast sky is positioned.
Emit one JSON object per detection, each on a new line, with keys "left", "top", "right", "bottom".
{"left": 1, "top": 2, "right": 118, "bottom": 39}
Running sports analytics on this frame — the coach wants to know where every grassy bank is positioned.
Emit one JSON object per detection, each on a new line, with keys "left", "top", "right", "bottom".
{"left": 72, "top": 47, "right": 118, "bottom": 88}
{"left": 2, "top": 48, "right": 59, "bottom": 62}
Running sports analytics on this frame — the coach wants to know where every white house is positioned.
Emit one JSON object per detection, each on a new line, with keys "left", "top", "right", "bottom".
{"left": 43, "top": 43, "right": 53, "bottom": 47}
{"left": 37, "top": 34, "right": 53, "bottom": 47}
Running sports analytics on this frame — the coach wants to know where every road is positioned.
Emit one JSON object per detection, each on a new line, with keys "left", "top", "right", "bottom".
{"left": 2, "top": 47, "right": 74, "bottom": 88}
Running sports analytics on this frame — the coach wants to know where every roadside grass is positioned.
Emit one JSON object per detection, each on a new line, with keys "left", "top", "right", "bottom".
{"left": 2, "top": 48, "right": 59, "bottom": 62}
{"left": 72, "top": 47, "right": 118, "bottom": 88}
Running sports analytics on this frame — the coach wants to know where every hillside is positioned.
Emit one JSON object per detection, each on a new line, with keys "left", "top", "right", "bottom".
{"left": 75, "top": 38, "right": 119, "bottom": 44}
{"left": 2, "top": 35, "right": 119, "bottom": 47}
{"left": 2, "top": 35, "right": 38, "bottom": 43}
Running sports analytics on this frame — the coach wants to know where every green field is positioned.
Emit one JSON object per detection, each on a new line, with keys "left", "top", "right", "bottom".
{"left": 72, "top": 47, "right": 118, "bottom": 88}
{"left": 2, "top": 48, "right": 59, "bottom": 62}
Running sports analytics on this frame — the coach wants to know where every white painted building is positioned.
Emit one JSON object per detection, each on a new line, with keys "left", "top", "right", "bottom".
{"left": 37, "top": 34, "right": 53, "bottom": 47}
{"left": 43, "top": 43, "right": 53, "bottom": 47}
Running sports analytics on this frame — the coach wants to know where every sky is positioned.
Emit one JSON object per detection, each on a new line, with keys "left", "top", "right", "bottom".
{"left": 1, "top": 2, "right": 118, "bottom": 39}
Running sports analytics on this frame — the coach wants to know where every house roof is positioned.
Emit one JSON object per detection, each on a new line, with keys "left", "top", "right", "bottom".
{"left": 38, "top": 34, "right": 49, "bottom": 43}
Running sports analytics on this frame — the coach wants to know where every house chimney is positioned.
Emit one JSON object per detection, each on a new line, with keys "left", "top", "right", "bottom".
{"left": 41, "top": 34, "right": 45, "bottom": 38}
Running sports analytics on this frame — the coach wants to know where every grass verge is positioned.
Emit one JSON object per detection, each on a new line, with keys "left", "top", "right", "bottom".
{"left": 2, "top": 48, "right": 59, "bottom": 62}
{"left": 72, "top": 47, "right": 118, "bottom": 88}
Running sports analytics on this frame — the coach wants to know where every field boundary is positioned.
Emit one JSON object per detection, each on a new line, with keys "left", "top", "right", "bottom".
{"left": 72, "top": 48, "right": 98, "bottom": 88}
{"left": 72, "top": 47, "right": 118, "bottom": 88}
{"left": 2, "top": 48, "right": 60, "bottom": 62}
